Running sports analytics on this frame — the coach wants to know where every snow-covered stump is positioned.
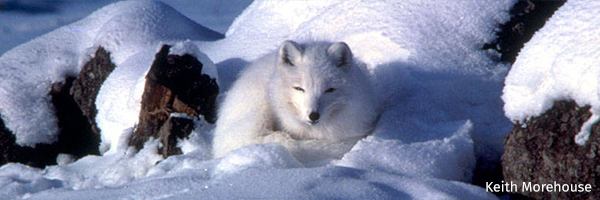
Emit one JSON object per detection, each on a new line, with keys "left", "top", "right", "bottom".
{"left": 129, "top": 45, "right": 219, "bottom": 157}
{"left": 157, "top": 116, "right": 195, "bottom": 156}
{"left": 0, "top": 114, "right": 15, "bottom": 165}
{"left": 0, "top": 71, "right": 103, "bottom": 168}
{"left": 503, "top": 101, "right": 600, "bottom": 199}
{"left": 70, "top": 47, "right": 116, "bottom": 136}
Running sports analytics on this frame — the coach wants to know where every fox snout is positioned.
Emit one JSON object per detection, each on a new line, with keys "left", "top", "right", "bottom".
{"left": 308, "top": 111, "right": 320, "bottom": 124}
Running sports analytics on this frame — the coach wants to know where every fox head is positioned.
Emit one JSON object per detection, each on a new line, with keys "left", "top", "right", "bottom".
{"left": 271, "top": 40, "right": 355, "bottom": 134}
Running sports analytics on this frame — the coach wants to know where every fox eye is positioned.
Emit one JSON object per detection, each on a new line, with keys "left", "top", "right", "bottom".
{"left": 293, "top": 86, "right": 305, "bottom": 92}
{"left": 324, "top": 88, "right": 336, "bottom": 93}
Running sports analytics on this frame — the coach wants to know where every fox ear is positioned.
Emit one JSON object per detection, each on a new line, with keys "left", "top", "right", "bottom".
{"left": 278, "top": 40, "right": 302, "bottom": 67}
{"left": 327, "top": 42, "right": 353, "bottom": 69}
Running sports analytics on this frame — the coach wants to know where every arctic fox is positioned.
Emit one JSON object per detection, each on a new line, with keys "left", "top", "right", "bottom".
{"left": 213, "top": 40, "right": 378, "bottom": 165}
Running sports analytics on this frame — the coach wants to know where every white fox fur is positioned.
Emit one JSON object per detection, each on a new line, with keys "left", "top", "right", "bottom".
{"left": 213, "top": 40, "right": 378, "bottom": 165}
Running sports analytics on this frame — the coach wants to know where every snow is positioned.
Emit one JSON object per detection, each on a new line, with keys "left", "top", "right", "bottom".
{"left": 340, "top": 121, "right": 475, "bottom": 182}
{"left": 200, "top": 0, "right": 512, "bottom": 74}
{"left": 55, "top": 154, "right": 76, "bottom": 166}
{"left": 213, "top": 144, "right": 302, "bottom": 176}
{"left": 502, "top": 0, "right": 600, "bottom": 145}
{"left": 0, "top": 0, "right": 252, "bottom": 56}
{"left": 0, "top": 0, "right": 519, "bottom": 199}
{"left": 14, "top": 164, "right": 498, "bottom": 200}
{"left": 0, "top": 142, "right": 498, "bottom": 200}
{"left": 0, "top": 163, "right": 62, "bottom": 199}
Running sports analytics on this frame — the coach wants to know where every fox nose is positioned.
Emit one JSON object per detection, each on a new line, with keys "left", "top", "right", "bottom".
{"left": 309, "top": 112, "right": 320, "bottom": 122}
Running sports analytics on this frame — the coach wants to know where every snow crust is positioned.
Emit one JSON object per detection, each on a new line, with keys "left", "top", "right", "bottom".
{"left": 502, "top": 0, "right": 600, "bottom": 145}
{"left": 0, "top": 0, "right": 517, "bottom": 199}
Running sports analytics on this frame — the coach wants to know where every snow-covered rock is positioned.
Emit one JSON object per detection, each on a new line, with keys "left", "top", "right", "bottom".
{"left": 503, "top": 0, "right": 600, "bottom": 145}
{"left": 503, "top": 101, "right": 600, "bottom": 199}
{"left": 502, "top": 1, "right": 600, "bottom": 199}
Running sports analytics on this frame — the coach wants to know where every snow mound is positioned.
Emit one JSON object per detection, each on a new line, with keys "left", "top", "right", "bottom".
{"left": 0, "top": 163, "right": 62, "bottom": 199}
{"left": 213, "top": 144, "right": 302, "bottom": 177}
{"left": 201, "top": 0, "right": 513, "bottom": 76}
{"left": 0, "top": 140, "right": 161, "bottom": 199}
{"left": 45, "top": 139, "right": 162, "bottom": 190}
{"left": 340, "top": 121, "right": 475, "bottom": 182}
{"left": 0, "top": 0, "right": 117, "bottom": 56}
{"left": 158, "top": 0, "right": 254, "bottom": 34}
{"left": 0, "top": 0, "right": 252, "bottom": 56}
{"left": 502, "top": 0, "right": 600, "bottom": 144}
{"left": 0, "top": 0, "right": 221, "bottom": 149}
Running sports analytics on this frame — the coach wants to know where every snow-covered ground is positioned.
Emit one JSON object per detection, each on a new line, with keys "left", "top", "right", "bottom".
{"left": 0, "top": 0, "right": 519, "bottom": 199}
{"left": 503, "top": 0, "right": 600, "bottom": 145}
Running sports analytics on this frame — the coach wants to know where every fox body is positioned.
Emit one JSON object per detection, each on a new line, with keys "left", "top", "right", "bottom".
{"left": 213, "top": 40, "right": 378, "bottom": 165}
